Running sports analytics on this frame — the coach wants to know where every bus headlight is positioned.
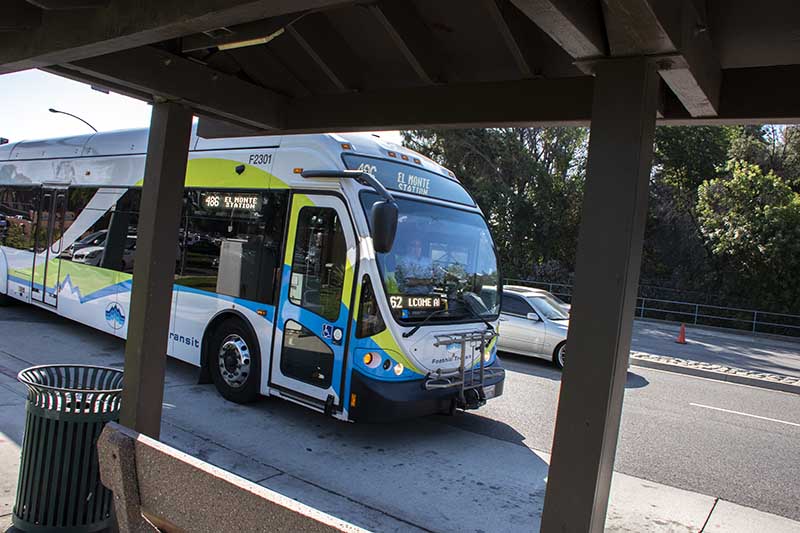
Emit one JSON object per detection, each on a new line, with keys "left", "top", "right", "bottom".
{"left": 363, "top": 352, "right": 381, "bottom": 369}
{"left": 484, "top": 349, "right": 492, "bottom": 362}
{"left": 393, "top": 362, "right": 404, "bottom": 376}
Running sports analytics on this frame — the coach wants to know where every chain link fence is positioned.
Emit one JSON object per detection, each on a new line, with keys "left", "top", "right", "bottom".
{"left": 504, "top": 279, "right": 800, "bottom": 338}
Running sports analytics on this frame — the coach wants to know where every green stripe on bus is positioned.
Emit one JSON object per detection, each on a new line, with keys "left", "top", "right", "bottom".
{"left": 135, "top": 158, "right": 278, "bottom": 188}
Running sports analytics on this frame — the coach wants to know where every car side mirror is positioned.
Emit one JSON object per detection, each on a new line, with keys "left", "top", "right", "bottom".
{"left": 526, "top": 312, "right": 541, "bottom": 321}
{"left": 370, "top": 200, "right": 398, "bottom": 254}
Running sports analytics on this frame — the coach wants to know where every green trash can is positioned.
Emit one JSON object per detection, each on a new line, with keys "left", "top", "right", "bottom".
{"left": 13, "top": 365, "right": 123, "bottom": 532}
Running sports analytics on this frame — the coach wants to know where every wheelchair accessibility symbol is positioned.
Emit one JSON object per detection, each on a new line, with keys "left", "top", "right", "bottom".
{"left": 322, "top": 324, "right": 344, "bottom": 345}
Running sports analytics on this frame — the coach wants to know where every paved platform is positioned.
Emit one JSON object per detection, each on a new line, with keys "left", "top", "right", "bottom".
{"left": 2, "top": 305, "right": 799, "bottom": 532}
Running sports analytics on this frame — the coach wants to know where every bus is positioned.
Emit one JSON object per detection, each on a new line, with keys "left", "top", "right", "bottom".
{"left": 0, "top": 128, "right": 504, "bottom": 422}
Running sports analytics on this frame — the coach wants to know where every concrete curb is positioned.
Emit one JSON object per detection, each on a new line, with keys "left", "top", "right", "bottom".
{"left": 630, "top": 355, "right": 800, "bottom": 395}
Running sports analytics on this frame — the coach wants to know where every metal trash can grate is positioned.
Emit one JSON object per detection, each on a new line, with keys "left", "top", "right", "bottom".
{"left": 13, "top": 364, "right": 123, "bottom": 532}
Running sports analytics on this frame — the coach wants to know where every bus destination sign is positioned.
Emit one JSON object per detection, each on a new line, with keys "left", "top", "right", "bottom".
{"left": 342, "top": 154, "right": 476, "bottom": 207}
{"left": 201, "top": 192, "right": 261, "bottom": 212}
{"left": 389, "top": 294, "right": 446, "bottom": 311}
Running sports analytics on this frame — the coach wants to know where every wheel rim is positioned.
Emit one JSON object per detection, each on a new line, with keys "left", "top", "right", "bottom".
{"left": 558, "top": 344, "right": 566, "bottom": 368}
{"left": 217, "top": 334, "right": 251, "bottom": 389}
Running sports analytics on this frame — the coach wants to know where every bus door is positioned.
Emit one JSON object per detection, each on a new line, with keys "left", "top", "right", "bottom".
{"left": 30, "top": 187, "right": 66, "bottom": 306}
{"left": 270, "top": 194, "right": 356, "bottom": 410}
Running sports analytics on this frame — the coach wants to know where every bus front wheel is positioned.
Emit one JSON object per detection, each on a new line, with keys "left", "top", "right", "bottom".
{"left": 208, "top": 318, "right": 261, "bottom": 404}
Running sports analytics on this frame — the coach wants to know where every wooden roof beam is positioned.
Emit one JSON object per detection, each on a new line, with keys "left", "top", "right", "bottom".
{"left": 0, "top": 0, "right": 353, "bottom": 73}
{"left": 509, "top": 0, "right": 606, "bottom": 58}
{"left": 367, "top": 1, "right": 443, "bottom": 85}
{"left": 27, "top": 0, "right": 109, "bottom": 9}
{"left": 283, "top": 76, "right": 595, "bottom": 133}
{"left": 660, "top": 65, "right": 800, "bottom": 125}
{"left": 194, "top": 62, "right": 800, "bottom": 138}
{"left": 2, "top": 1, "right": 42, "bottom": 32}
{"left": 286, "top": 13, "right": 362, "bottom": 92}
{"left": 603, "top": 0, "right": 720, "bottom": 117}
{"left": 57, "top": 45, "right": 287, "bottom": 130}
{"left": 484, "top": 0, "right": 534, "bottom": 79}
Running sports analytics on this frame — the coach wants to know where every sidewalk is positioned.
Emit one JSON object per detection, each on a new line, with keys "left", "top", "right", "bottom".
{"left": 1, "top": 346, "right": 798, "bottom": 532}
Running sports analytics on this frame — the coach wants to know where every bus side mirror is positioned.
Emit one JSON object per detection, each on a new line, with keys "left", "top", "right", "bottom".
{"left": 371, "top": 200, "right": 398, "bottom": 254}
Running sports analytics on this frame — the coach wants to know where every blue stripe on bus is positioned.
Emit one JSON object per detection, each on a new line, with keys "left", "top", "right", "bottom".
{"left": 173, "top": 284, "right": 275, "bottom": 322}
{"left": 7, "top": 273, "right": 275, "bottom": 322}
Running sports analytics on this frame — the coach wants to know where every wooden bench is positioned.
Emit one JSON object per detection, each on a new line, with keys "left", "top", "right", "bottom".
{"left": 97, "top": 422, "right": 367, "bottom": 533}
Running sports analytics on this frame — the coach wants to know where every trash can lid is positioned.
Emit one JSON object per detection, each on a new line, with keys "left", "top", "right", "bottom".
{"left": 18, "top": 364, "right": 123, "bottom": 414}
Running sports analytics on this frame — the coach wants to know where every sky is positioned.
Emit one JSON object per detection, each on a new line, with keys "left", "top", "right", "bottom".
{"left": 0, "top": 69, "right": 402, "bottom": 144}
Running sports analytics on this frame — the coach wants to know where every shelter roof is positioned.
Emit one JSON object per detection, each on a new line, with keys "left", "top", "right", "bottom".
{"left": 2, "top": 0, "right": 799, "bottom": 134}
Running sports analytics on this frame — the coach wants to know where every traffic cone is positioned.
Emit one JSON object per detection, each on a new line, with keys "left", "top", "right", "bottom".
{"left": 675, "top": 323, "right": 687, "bottom": 344}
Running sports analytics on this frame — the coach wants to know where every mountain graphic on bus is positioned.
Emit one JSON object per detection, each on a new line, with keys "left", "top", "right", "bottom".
{"left": 105, "top": 303, "right": 126, "bottom": 330}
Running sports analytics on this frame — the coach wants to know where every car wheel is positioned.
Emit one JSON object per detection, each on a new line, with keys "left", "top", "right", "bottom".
{"left": 553, "top": 341, "right": 566, "bottom": 370}
{"left": 208, "top": 318, "right": 261, "bottom": 403}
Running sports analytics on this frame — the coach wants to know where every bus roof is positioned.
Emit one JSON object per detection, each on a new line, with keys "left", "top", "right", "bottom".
{"left": 0, "top": 127, "right": 457, "bottom": 181}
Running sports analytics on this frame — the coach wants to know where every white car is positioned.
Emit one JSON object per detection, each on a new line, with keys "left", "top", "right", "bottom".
{"left": 72, "top": 236, "right": 136, "bottom": 271}
{"left": 497, "top": 285, "right": 571, "bottom": 368}
{"left": 71, "top": 245, "right": 105, "bottom": 265}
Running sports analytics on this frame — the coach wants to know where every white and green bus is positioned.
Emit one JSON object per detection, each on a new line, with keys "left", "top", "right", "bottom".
{"left": 0, "top": 128, "right": 504, "bottom": 421}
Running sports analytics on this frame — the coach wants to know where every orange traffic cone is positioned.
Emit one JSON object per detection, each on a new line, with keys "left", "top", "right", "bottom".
{"left": 675, "top": 323, "right": 687, "bottom": 344}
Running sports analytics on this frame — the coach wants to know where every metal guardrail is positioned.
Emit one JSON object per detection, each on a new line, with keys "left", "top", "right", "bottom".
{"left": 504, "top": 278, "right": 800, "bottom": 338}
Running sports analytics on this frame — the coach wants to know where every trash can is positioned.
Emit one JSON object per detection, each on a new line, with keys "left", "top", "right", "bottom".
{"left": 13, "top": 364, "right": 123, "bottom": 532}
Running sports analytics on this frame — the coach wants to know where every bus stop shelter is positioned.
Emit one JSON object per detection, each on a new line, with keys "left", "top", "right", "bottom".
{"left": 2, "top": 1, "right": 799, "bottom": 530}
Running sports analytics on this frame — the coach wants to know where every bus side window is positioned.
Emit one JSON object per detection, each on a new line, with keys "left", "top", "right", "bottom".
{"left": 0, "top": 187, "right": 39, "bottom": 250}
{"left": 356, "top": 275, "right": 385, "bottom": 338}
{"left": 63, "top": 187, "right": 108, "bottom": 265}
{"left": 255, "top": 191, "right": 288, "bottom": 305}
{"left": 98, "top": 189, "right": 140, "bottom": 273}
{"left": 175, "top": 190, "right": 288, "bottom": 305}
{"left": 289, "top": 207, "right": 346, "bottom": 321}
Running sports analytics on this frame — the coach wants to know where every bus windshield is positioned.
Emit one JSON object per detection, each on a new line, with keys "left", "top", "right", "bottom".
{"left": 361, "top": 193, "right": 500, "bottom": 324}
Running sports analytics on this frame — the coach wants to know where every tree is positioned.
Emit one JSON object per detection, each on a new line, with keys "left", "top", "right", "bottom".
{"left": 3, "top": 222, "right": 32, "bottom": 249}
{"left": 643, "top": 126, "right": 731, "bottom": 291}
{"left": 697, "top": 160, "right": 800, "bottom": 310}
{"left": 402, "top": 128, "right": 587, "bottom": 278}
{"left": 728, "top": 125, "right": 800, "bottom": 188}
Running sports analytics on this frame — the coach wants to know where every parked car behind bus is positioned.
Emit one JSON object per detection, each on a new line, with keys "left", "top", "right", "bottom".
{"left": 498, "top": 285, "right": 570, "bottom": 368}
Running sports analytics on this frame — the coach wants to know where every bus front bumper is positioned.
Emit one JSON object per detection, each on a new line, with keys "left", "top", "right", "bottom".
{"left": 348, "top": 361, "right": 505, "bottom": 423}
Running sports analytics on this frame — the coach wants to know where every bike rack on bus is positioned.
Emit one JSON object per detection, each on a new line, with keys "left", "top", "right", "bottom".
{"left": 424, "top": 329, "right": 503, "bottom": 409}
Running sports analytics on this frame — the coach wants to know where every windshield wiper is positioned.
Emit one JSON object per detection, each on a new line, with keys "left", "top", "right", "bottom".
{"left": 402, "top": 308, "right": 450, "bottom": 338}
{"left": 459, "top": 293, "right": 495, "bottom": 332}
{"left": 401, "top": 292, "right": 496, "bottom": 338}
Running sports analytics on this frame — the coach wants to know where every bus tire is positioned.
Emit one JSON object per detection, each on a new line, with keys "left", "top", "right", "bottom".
{"left": 0, "top": 292, "right": 13, "bottom": 306}
{"left": 208, "top": 318, "right": 261, "bottom": 404}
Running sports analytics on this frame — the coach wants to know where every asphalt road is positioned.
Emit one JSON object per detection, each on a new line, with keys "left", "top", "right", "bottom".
{"left": 446, "top": 353, "right": 800, "bottom": 521}
{"left": 630, "top": 320, "right": 800, "bottom": 378}
{"left": 1, "top": 304, "right": 799, "bottom": 523}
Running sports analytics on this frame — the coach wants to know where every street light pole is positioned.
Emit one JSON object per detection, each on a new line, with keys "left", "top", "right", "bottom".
{"left": 48, "top": 108, "right": 98, "bottom": 133}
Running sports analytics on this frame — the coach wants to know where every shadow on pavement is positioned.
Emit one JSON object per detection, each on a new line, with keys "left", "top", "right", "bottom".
{"left": 429, "top": 409, "right": 532, "bottom": 447}
{"left": 625, "top": 371, "right": 649, "bottom": 389}
{"left": 499, "top": 352, "right": 650, "bottom": 389}
{"left": 498, "top": 352, "right": 562, "bottom": 381}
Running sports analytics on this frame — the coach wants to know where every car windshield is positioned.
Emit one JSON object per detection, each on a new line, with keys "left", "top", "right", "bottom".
{"left": 361, "top": 193, "right": 500, "bottom": 323}
{"left": 528, "top": 296, "right": 570, "bottom": 320}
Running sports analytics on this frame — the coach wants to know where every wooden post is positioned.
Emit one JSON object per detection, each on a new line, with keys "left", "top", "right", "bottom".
{"left": 541, "top": 57, "right": 659, "bottom": 532}
{"left": 119, "top": 102, "right": 192, "bottom": 439}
